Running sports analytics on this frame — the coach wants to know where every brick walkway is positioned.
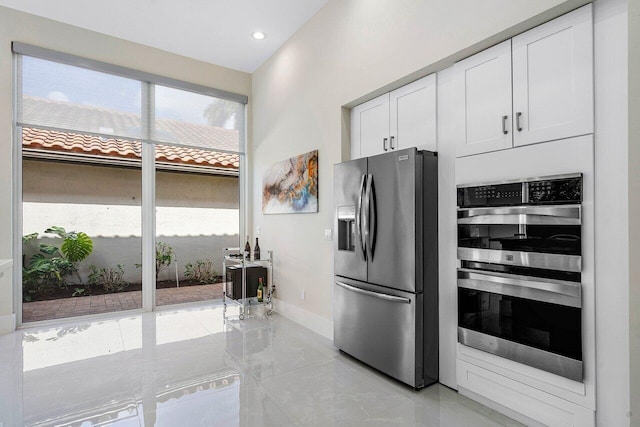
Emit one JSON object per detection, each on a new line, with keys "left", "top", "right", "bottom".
{"left": 23, "top": 283, "right": 225, "bottom": 323}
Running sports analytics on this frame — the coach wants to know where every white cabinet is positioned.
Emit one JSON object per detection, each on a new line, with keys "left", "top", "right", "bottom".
{"left": 390, "top": 74, "right": 437, "bottom": 152}
{"left": 454, "top": 40, "right": 513, "bottom": 157}
{"left": 351, "top": 74, "right": 436, "bottom": 159}
{"left": 512, "top": 4, "right": 593, "bottom": 147}
{"left": 454, "top": 4, "right": 593, "bottom": 158}
{"left": 351, "top": 93, "right": 390, "bottom": 158}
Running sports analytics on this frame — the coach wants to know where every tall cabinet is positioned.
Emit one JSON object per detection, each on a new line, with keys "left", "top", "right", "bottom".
{"left": 351, "top": 73, "right": 436, "bottom": 159}
{"left": 454, "top": 4, "right": 593, "bottom": 157}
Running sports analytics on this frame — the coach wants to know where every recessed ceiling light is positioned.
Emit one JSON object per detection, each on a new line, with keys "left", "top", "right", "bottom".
{"left": 252, "top": 32, "right": 266, "bottom": 40}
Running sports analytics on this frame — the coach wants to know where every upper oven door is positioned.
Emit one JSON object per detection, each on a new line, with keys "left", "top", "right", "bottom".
{"left": 457, "top": 204, "right": 581, "bottom": 272}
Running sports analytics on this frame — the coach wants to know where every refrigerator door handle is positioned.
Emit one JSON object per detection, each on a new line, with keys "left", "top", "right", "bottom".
{"left": 364, "top": 174, "right": 374, "bottom": 260}
{"left": 336, "top": 281, "right": 411, "bottom": 304}
{"left": 356, "top": 174, "right": 367, "bottom": 261}
{"left": 369, "top": 175, "right": 377, "bottom": 258}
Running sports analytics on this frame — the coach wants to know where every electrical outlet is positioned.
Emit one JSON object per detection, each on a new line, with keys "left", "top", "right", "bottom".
{"left": 324, "top": 229, "right": 333, "bottom": 240}
{"left": 300, "top": 289, "right": 306, "bottom": 300}
{"left": 256, "top": 226, "right": 261, "bottom": 236}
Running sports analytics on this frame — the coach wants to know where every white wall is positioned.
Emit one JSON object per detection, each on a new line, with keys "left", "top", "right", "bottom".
{"left": 250, "top": 0, "right": 585, "bottom": 334}
{"left": 251, "top": 0, "right": 635, "bottom": 424}
{"left": 0, "top": 6, "right": 251, "bottom": 332}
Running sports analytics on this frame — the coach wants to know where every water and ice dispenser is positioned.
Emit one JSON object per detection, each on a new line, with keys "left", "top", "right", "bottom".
{"left": 337, "top": 205, "right": 356, "bottom": 252}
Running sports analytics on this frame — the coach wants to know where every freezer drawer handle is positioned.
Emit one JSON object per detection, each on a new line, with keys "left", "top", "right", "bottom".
{"left": 336, "top": 281, "right": 411, "bottom": 304}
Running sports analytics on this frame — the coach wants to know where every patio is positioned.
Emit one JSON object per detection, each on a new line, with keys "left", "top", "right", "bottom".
{"left": 22, "top": 283, "right": 225, "bottom": 323}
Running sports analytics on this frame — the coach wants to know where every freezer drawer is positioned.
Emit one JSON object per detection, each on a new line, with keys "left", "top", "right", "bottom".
{"left": 333, "top": 277, "right": 424, "bottom": 388}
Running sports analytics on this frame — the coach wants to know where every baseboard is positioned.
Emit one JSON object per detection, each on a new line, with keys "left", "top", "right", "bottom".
{"left": 0, "top": 313, "right": 16, "bottom": 334}
{"left": 273, "top": 298, "right": 333, "bottom": 340}
{"left": 459, "top": 387, "right": 546, "bottom": 427}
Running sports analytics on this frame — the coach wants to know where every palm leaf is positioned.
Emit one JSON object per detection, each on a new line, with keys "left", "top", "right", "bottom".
{"left": 38, "top": 244, "right": 59, "bottom": 255}
{"left": 61, "top": 232, "right": 93, "bottom": 263}
{"left": 44, "top": 226, "right": 68, "bottom": 239}
{"left": 22, "top": 233, "right": 39, "bottom": 244}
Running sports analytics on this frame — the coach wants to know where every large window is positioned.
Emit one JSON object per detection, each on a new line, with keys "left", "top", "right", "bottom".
{"left": 15, "top": 44, "right": 246, "bottom": 323}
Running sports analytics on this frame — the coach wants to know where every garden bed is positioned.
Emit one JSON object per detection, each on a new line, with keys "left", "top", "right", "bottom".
{"left": 25, "top": 277, "right": 223, "bottom": 302}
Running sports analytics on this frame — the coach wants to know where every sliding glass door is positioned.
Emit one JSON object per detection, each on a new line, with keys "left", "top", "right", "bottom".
{"left": 155, "top": 158, "right": 240, "bottom": 307}
{"left": 151, "top": 85, "right": 242, "bottom": 308}
{"left": 21, "top": 137, "right": 143, "bottom": 322}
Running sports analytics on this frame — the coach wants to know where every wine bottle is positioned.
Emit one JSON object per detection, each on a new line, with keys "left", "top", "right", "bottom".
{"left": 244, "top": 235, "right": 251, "bottom": 260}
{"left": 254, "top": 237, "right": 261, "bottom": 261}
{"left": 257, "top": 277, "right": 264, "bottom": 302}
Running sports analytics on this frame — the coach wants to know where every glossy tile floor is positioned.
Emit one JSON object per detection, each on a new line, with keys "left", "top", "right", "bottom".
{"left": 0, "top": 304, "right": 523, "bottom": 426}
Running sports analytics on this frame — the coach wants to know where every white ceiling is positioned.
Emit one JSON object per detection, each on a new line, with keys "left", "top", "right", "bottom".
{"left": 0, "top": 0, "right": 328, "bottom": 73}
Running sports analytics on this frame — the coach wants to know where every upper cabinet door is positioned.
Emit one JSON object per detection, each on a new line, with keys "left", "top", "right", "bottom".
{"left": 390, "top": 74, "right": 437, "bottom": 152}
{"left": 512, "top": 4, "right": 593, "bottom": 147}
{"left": 351, "top": 93, "right": 390, "bottom": 159}
{"left": 454, "top": 40, "right": 513, "bottom": 157}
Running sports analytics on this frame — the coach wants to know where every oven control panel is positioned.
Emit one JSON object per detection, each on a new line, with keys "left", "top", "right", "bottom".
{"left": 528, "top": 177, "right": 582, "bottom": 204}
{"left": 457, "top": 183, "right": 522, "bottom": 207}
{"left": 458, "top": 175, "right": 582, "bottom": 207}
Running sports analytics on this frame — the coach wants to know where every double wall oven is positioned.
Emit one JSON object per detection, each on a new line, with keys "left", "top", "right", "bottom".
{"left": 457, "top": 174, "right": 584, "bottom": 382}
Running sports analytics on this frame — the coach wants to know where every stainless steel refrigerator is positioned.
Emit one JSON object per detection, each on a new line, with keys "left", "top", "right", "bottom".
{"left": 333, "top": 147, "right": 438, "bottom": 389}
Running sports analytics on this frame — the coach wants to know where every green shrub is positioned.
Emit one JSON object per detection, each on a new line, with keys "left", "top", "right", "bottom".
{"left": 88, "top": 264, "right": 129, "bottom": 293}
{"left": 135, "top": 241, "right": 175, "bottom": 281}
{"left": 184, "top": 259, "right": 218, "bottom": 284}
{"left": 22, "top": 226, "right": 94, "bottom": 302}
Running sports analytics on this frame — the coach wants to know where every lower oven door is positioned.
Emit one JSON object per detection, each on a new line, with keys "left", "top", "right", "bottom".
{"left": 457, "top": 269, "right": 583, "bottom": 381}
{"left": 334, "top": 277, "right": 427, "bottom": 388}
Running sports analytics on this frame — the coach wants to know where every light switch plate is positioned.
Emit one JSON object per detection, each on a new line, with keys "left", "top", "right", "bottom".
{"left": 324, "top": 229, "right": 333, "bottom": 240}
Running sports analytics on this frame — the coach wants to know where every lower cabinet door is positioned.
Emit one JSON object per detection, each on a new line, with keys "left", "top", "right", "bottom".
{"left": 333, "top": 277, "right": 422, "bottom": 387}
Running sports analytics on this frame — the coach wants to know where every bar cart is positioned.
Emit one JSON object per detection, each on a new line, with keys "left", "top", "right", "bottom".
{"left": 222, "top": 247, "right": 274, "bottom": 319}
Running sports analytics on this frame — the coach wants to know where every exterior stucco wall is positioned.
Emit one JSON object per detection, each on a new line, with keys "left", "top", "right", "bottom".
{"left": 22, "top": 160, "right": 239, "bottom": 283}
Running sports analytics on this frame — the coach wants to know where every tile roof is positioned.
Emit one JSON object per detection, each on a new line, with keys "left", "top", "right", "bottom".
{"left": 23, "top": 127, "right": 240, "bottom": 170}
{"left": 21, "top": 97, "right": 240, "bottom": 171}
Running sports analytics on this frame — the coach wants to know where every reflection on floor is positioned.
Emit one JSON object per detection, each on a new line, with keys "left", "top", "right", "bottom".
{"left": 0, "top": 304, "right": 523, "bottom": 426}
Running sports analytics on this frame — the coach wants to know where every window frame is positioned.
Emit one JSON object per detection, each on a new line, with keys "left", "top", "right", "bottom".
{"left": 12, "top": 44, "right": 248, "bottom": 325}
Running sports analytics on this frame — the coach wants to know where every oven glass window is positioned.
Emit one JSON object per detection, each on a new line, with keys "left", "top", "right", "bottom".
{"left": 458, "top": 288, "right": 582, "bottom": 360}
{"left": 457, "top": 224, "right": 581, "bottom": 255}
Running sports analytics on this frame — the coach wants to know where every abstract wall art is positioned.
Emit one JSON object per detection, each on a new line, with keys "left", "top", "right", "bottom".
{"left": 262, "top": 150, "right": 318, "bottom": 214}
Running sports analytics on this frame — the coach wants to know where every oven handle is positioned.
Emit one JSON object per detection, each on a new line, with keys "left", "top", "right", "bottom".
{"left": 457, "top": 204, "right": 581, "bottom": 225}
{"left": 336, "top": 281, "right": 411, "bottom": 304}
{"left": 457, "top": 268, "right": 581, "bottom": 308}
{"left": 457, "top": 248, "right": 581, "bottom": 272}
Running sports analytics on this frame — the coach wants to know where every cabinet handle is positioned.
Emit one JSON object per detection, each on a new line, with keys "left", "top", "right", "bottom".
{"left": 390, "top": 136, "right": 395, "bottom": 150}
{"left": 502, "top": 115, "right": 509, "bottom": 135}
{"left": 383, "top": 137, "right": 388, "bottom": 151}
{"left": 516, "top": 112, "right": 523, "bottom": 132}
